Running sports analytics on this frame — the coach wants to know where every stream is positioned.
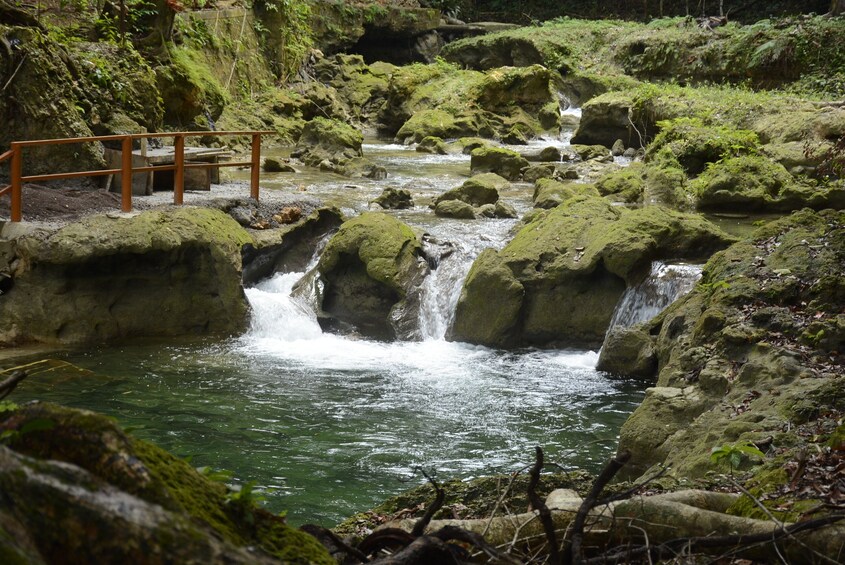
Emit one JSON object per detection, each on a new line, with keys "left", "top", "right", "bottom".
{"left": 12, "top": 136, "right": 698, "bottom": 526}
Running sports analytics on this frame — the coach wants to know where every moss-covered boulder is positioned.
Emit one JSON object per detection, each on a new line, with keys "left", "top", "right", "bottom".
{"left": 571, "top": 144, "right": 614, "bottom": 162}
{"left": 371, "top": 188, "right": 413, "bottom": 210}
{"left": 597, "top": 325, "right": 657, "bottom": 378}
{"left": 396, "top": 108, "right": 484, "bottom": 144}
{"left": 292, "top": 117, "right": 364, "bottom": 168}
{"left": 532, "top": 179, "right": 599, "bottom": 209}
{"left": 316, "top": 212, "right": 427, "bottom": 340}
{"left": 615, "top": 209, "right": 845, "bottom": 480}
{"left": 434, "top": 173, "right": 508, "bottom": 207}
{"left": 0, "top": 402, "right": 332, "bottom": 564}
{"left": 416, "top": 136, "right": 450, "bottom": 155}
{"left": 0, "top": 208, "right": 253, "bottom": 346}
{"left": 470, "top": 146, "right": 530, "bottom": 181}
{"left": 434, "top": 199, "right": 477, "bottom": 219}
{"left": 691, "top": 155, "right": 845, "bottom": 212}
{"left": 451, "top": 197, "right": 736, "bottom": 348}
{"left": 595, "top": 161, "right": 687, "bottom": 207}
{"left": 647, "top": 118, "right": 760, "bottom": 176}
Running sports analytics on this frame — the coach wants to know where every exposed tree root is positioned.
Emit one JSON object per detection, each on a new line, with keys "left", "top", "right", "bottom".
{"left": 308, "top": 450, "right": 845, "bottom": 564}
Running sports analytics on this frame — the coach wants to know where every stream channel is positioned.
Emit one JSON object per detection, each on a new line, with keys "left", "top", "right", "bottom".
{"left": 14, "top": 130, "right": 699, "bottom": 526}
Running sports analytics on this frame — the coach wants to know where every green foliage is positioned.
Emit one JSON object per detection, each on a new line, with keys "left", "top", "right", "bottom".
{"left": 252, "top": 0, "right": 313, "bottom": 82}
{"left": 710, "top": 441, "right": 766, "bottom": 474}
{"left": 0, "top": 401, "right": 19, "bottom": 414}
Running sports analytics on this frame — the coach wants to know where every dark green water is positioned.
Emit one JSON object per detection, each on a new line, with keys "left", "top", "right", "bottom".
{"left": 12, "top": 338, "right": 643, "bottom": 526}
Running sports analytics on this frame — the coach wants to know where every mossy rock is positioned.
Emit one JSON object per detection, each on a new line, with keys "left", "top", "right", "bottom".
{"left": 155, "top": 47, "right": 228, "bottom": 125}
{"left": 434, "top": 173, "right": 508, "bottom": 207}
{"left": 317, "top": 212, "right": 426, "bottom": 340}
{"left": 416, "top": 136, "right": 450, "bottom": 155}
{"left": 474, "top": 64, "right": 559, "bottom": 116}
{"left": 434, "top": 199, "right": 477, "bottom": 219}
{"left": 596, "top": 162, "right": 647, "bottom": 203}
{"left": 532, "top": 178, "right": 598, "bottom": 209}
{"left": 452, "top": 196, "right": 735, "bottom": 348}
{"left": 0, "top": 402, "right": 333, "bottom": 564}
{"left": 0, "top": 208, "right": 253, "bottom": 346}
{"left": 691, "top": 155, "right": 844, "bottom": 212}
{"left": 470, "top": 146, "right": 530, "bottom": 181}
{"left": 371, "top": 188, "right": 413, "bottom": 210}
{"left": 616, "top": 209, "right": 845, "bottom": 480}
{"left": 292, "top": 117, "right": 364, "bottom": 168}
{"left": 396, "top": 108, "right": 485, "bottom": 144}
{"left": 596, "top": 325, "right": 658, "bottom": 378}
{"left": 648, "top": 117, "right": 760, "bottom": 176}
{"left": 571, "top": 144, "right": 613, "bottom": 162}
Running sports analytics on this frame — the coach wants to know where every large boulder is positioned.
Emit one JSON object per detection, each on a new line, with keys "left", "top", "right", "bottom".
{"left": 691, "top": 155, "right": 845, "bottom": 212}
{"left": 570, "top": 92, "right": 637, "bottom": 148}
{"left": 451, "top": 197, "right": 736, "bottom": 348}
{"left": 434, "top": 173, "right": 509, "bottom": 207}
{"left": 615, "top": 209, "right": 845, "bottom": 480}
{"left": 292, "top": 117, "right": 364, "bottom": 168}
{"left": 316, "top": 212, "right": 428, "bottom": 340}
{"left": 0, "top": 208, "right": 253, "bottom": 346}
{"left": 0, "top": 402, "right": 332, "bottom": 564}
{"left": 470, "top": 146, "right": 530, "bottom": 181}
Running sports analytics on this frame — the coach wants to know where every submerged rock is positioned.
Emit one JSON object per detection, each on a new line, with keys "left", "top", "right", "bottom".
{"left": 451, "top": 197, "right": 736, "bottom": 348}
{"left": 316, "top": 212, "right": 428, "bottom": 340}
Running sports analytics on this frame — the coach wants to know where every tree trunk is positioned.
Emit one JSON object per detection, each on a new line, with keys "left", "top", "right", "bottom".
{"left": 832, "top": 0, "right": 845, "bottom": 16}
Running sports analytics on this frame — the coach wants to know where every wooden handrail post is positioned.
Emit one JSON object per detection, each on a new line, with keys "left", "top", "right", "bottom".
{"left": 121, "top": 136, "right": 132, "bottom": 213}
{"left": 10, "top": 143, "right": 22, "bottom": 222}
{"left": 174, "top": 134, "right": 185, "bottom": 205}
{"left": 250, "top": 133, "right": 261, "bottom": 200}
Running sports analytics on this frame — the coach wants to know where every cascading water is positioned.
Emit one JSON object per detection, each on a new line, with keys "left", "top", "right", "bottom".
{"left": 608, "top": 261, "right": 703, "bottom": 329}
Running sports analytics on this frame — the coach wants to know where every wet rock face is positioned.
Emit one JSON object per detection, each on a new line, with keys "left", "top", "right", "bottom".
{"left": 614, "top": 209, "right": 845, "bottom": 480}
{"left": 316, "top": 212, "right": 428, "bottom": 340}
{"left": 0, "top": 208, "right": 252, "bottom": 346}
{"left": 451, "top": 196, "right": 736, "bottom": 348}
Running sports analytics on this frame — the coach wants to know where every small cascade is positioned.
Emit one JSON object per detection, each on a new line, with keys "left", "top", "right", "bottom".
{"left": 608, "top": 262, "right": 702, "bottom": 329}
{"left": 245, "top": 273, "right": 323, "bottom": 340}
{"left": 417, "top": 237, "right": 472, "bottom": 340}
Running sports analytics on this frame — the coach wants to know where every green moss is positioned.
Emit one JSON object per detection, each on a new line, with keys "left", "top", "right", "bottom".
{"left": 318, "top": 212, "right": 421, "bottom": 295}
{"left": 156, "top": 46, "right": 229, "bottom": 124}
{"left": 648, "top": 117, "right": 760, "bottom": 176}
{"left": 690, "top": 155, "right": 800, "bottom": 211}
{"left": 596, "top": 162, "right": 647, "bottom": 203}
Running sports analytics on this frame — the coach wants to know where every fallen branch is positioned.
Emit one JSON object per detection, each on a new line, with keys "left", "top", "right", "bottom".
{"left": 527, "top": 446, "right": 560, "bottom": 565}
{"left": 0, "top": 370, "right": 27, "bottom": 400}
{"left": 565, "top": 450, "right": 631, "bottom": 565}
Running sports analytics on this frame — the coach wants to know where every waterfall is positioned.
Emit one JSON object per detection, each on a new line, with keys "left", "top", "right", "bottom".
{"left": 608, "top": 262, "right": 702, "bottom": 329}
{"left": 417, "top": 238, "right": 475, "bottom": 340}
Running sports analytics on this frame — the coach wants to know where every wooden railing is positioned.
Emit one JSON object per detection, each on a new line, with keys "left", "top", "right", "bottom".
{"left": 0, "top": 130, "right": 274, "bottom": 222}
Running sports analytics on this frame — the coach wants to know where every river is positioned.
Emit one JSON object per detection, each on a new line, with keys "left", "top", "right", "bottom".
{"left": 9, "top": 136, "right": 697, "bottom": 526}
